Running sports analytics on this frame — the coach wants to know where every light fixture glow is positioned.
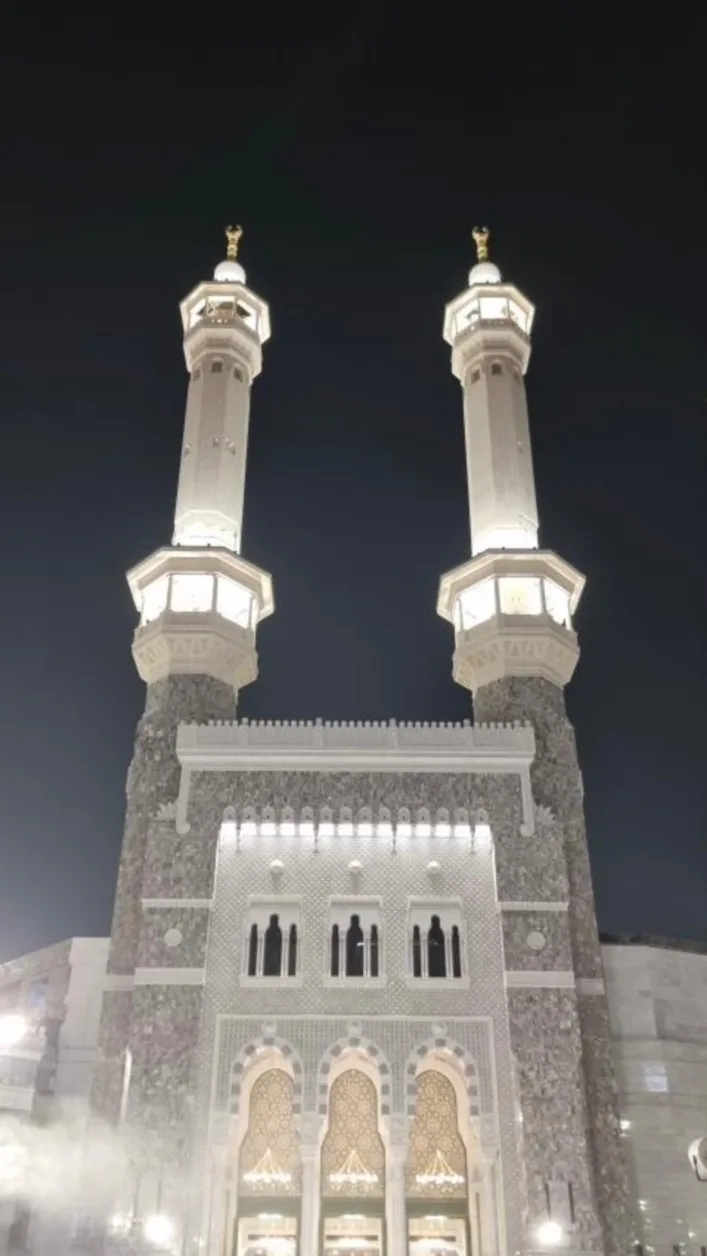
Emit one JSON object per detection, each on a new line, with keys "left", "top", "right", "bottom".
{"left": 143, "top": 1213, "right": 176, "bottom": 1248}
{"left": 535, "top": 1219, "right": 563, "bottom": 1247}
{"left": 329, "top": 1150, "right": 379, "bottom": 1190}
{"left": 108, "top": 1212, "right": 133, "bottom": 1236}
{"left": 415, "top": 1149, "right": 464, "bottom": 1191}
{"left": 0, "top": 1014, "right": 28, "bottom": 1048}
{"left": 243, "top": 1148, "right": 292, "bottom": 1188}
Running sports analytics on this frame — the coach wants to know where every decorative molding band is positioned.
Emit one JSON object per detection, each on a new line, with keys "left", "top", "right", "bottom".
{"left": 505, "top": 970, "right": 575, "bottom": 989}
{"left": 179, "top": 717, "right": 535, "bottom": 755}
{"left": 576, "top": 977, "right": 606, "bottom": 995}
{"left": 141, "top": 898, "right": 212, "bottom": 910}
{"left": 498, "top": 901, "right": 568, "bottom": 913}
{"left": 133, "top": 967, "right": 206, "bottom": 986}
{"left": 176, "top": 720, "right": 535, "bottom": 836}
{"left": 104, "top": 974, "right": 135, "bottom": 992}
{"left": 239, "top": 974, "right": 304, "bottom": 989}
{"left": 175, "top": 720, "right": 536, "bottom": 838}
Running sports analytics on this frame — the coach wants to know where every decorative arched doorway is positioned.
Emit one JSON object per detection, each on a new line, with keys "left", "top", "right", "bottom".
{"left": 228, "top": 1064, "right": 301, "bottom": 1256}
{"left": 320, "top": 1067, "right": 386, "bottom": 1256}
{"left": 405, "top": 1064, "right": 479, "bottom": 1256}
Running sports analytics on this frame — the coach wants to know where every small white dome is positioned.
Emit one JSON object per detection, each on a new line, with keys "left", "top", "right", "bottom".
{"left": 214, "top": 258, "right": 246, "bottom": 284}
{"left": 468, "top": 260, "right": 502, "bottom": 286}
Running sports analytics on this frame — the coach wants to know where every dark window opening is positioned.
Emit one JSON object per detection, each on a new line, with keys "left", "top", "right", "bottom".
{"left": 370, "top": 924, "right": 379, "bottom": 979}
{"left": 288, "top": 924, "right": 298, "bottom": 977}
{"left": 346, "top": 914, "right": 365, "bottom": 977}
{"left": 211, "top": 360, "right": 223, "bottom": 373}
{"left": 471, "top": 368, "right": 481, "bottom": 383}
{"left": 491, "top": 363, "right": 502, "bottom": 376}
{"left": 247, "top": 923, "right": 258, "bottom": 977}
{"left": 412, "top": 924, "right": 422, "bottom": 978}
{"left": 451, "top": 925, "right": 462, "bottom": 979}
{"left": 427, "top": 915, "right": 447, "bottom": 978}
{"left": 262, "top": 914, "right": 283, "bottom": 977}
{"left": 331, "top": 924, "right": 340, "bottom": 977}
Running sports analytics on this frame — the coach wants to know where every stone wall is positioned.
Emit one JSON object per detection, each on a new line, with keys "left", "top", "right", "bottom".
{"left": 474, "top": 676, "right": 634, "bottom": 1256}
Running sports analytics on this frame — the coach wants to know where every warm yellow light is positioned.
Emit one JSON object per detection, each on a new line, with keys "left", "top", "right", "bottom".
{"left": 457, "top": 579, "right": 495, "bottom": 630}
{"left": 498, "top": 576, "right": 542, "bottom": 616}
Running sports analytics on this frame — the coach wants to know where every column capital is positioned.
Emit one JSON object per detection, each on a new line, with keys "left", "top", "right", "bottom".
{"left": 298, "top": 1112, "right": 325, "bottom": 1147}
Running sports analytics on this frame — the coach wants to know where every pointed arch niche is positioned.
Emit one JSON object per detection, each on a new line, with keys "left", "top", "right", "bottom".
{"left": 237, "top": 1064, "right": 301, "bottom": 1198}
{"left": 405, "top": 1057, "right": 485, "bottom": 1256}
{"left": 321, "top": 1066, "right": 386, "bottom": 1200}
{"left": 221, "top": 1057, "right": 302, "bottom": 1256}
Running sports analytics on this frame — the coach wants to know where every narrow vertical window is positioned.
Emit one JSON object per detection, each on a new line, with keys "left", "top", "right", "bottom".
{"left": 346, "top": 915, "right": 365, "bottom": 976}
{"left": 288, "top": 924, "right": 298, "bottom": 977}
{"left": 331, "top": 924, "right": 340, "bottom": 977}
{"left": 412, "top": 925, "right": 422, "bottom": 978}
{"left": 263, "top": 914, "right": 283, "bottom": 976}
{"left": 370, "top": 924, "right": 379, "bottom": 979}
{"left": 247, "top": 923, "right": 258, "bottom": 977}
{"left": 427, "top": 915, "right": 446, "bottom": 978}
{"left": 451, "top": 925, "right": 462, "bottom": 978}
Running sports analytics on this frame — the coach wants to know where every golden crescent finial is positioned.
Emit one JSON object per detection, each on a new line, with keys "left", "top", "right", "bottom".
{"left": 225, "top": 224, "right": 243, "bottom": 260}
{"left": 472, "top": 226, "right": 490, "bottom": 262}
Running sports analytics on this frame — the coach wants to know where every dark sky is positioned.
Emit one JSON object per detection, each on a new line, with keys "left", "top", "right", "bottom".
{"left": 0, "top": 11, "right": 705, "bottom": 960}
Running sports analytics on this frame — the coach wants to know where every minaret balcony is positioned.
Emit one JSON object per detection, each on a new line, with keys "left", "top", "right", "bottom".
{"left": 180, "top": 279, "right": 271, "bottom": 376}
{"left": 444, "top": 283, "right": 535, "bottom": 375}
{"left": 127, "top": 547, "right": 273, "bottom": 688}
{"left": 437, "top": 550, "right": 585, "bottom": 692}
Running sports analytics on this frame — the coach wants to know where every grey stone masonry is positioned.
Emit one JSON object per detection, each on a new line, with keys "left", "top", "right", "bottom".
{"left": 108, "top": 675, "right": 234, "bottom": 977}
{"left": 474, "top": 676, "right": 634, "bottom": 1256}
{"left": 93, "top": 675, "right": 234, "bottom": 1126}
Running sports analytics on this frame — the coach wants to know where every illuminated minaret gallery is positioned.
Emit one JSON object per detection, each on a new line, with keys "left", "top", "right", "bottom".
{"left": 88, "top": 229, "right": 637, "bottom": 1256}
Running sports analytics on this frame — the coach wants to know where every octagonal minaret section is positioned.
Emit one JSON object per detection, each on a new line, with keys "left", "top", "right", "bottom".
{"left": 127, "top": 227, "right": 274, "bottom": 691}
{"left": 437, "top": 228, "right": 585, "bottom": 692}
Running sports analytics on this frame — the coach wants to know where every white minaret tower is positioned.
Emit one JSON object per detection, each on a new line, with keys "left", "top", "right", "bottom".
{"left": 126, "top": 227, "right": 273, "bottom": 691}
{"left": 437, "top": 228, "right": 584, "bottom": 692}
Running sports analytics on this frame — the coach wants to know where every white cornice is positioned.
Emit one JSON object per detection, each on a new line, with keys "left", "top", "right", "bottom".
{"left": 134, "top": 968, "right": 205, "bottom": 986}
{"left": 141, "top": 899, "right": 212, "bottom": 910}
{"left": 175, "top": 718, "right": 536, "bottom": 837}
{"left": 498, "top": 901, "right": 568, "bottom": 913}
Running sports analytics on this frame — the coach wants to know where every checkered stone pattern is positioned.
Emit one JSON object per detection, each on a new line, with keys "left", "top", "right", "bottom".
{"left": 404, "top": 1036, "right": 481, "bottom": 1120}
{"left": 228, "top": 1033, "right": 304, "bottom": 1116}
{"left": 214, "top": 1017, "right": 494, "bottom": 1119}
{"left": 316, "top": 1034, "right": 393, "bottom": 1115}
{"left": 178, "top": 767, "right": 527, "bottom": 1255}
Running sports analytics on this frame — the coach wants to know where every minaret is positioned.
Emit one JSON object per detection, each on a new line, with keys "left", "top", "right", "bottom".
{"left": 93, "top": 232, "right": 274, "bottom": 1136}
{"left": 436, "top": 226, "right": 584, "bottom": 691}
{"left": 127, "top": 225, "right": 273, "bottom": 693}
{"left": 437, "top": 231, "right": 633, "bottom": 1256}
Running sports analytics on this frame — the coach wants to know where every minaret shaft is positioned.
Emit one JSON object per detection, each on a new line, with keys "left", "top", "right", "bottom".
{"left": 173, "top": 348, "right": 252, "bottom": 552}
{"left": 462, "top": 344, "right": 538, "bottom": 555}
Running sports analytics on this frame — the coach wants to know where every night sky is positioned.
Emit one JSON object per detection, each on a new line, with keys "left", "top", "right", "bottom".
{"left": 0, "top": 13, "right": 705, "bottom": 961}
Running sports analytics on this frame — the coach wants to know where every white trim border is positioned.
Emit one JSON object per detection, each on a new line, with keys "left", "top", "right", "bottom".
{"left": 134, "top": 967, "right": 206, "bottom": 986}
{"left": 505, "top": 970, "right": 575, "bottom": 989}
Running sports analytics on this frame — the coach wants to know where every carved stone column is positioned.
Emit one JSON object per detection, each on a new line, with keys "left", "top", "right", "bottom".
{"left": 299, "top": 1115, "right": 324, "bottom": 1256}
{"left": 385, "top": 1117, "right": 409, "bottom": 1256}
